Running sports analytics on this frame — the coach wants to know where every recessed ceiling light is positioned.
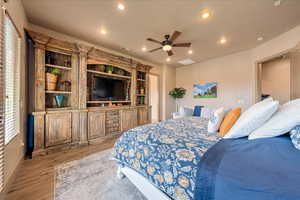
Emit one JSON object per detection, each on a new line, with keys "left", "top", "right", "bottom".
{"left": 202, "top": 12, "right": 210, "bottom": 19}
{"left": 142, "top": 47, "right": 147, "bottom": 52}
{"left": 257, "top": 37, "right": 264, "bottom": 41}
{"left": 188, "top": 50, "right": 193, "bottom": 54}
{"left": 100, "top": 29, "right": 107, "bottom": 35}
{"left": 274, "top": 0, "right": 282, "bottom": 7}
{"left": 220, "top": 37, "right": 227, "bottom": 44}
{"left": 117, "top": 3, "right": 125, "bottom": 10}
{"left": 166, "top": 57, "right": 171, "bottom": 62}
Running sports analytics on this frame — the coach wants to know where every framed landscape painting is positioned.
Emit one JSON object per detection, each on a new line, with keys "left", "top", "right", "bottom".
{"left": 193, "top": 82, "right": 217, "bottom": 98}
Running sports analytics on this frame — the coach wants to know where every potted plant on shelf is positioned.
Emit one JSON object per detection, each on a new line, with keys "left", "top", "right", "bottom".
{"left": 169, "top": 87, "right": 186, "bottom": 112}
{"left": 106, "top": 65, "right": 114, "bottom": 74}
{"left": 46, "top": 68, "right": 60, "bottom": 91}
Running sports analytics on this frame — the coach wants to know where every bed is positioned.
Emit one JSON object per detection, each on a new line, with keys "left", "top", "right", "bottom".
{"left": 113, "top": 117, "right": 300, "bottom": 200}
{"left": 113, "top": 117, "right": 220, "bottom": 200}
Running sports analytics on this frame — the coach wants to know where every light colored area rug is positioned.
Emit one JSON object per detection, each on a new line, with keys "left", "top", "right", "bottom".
{"left": 55, "top": 148, "right": 146, "bottom": 200}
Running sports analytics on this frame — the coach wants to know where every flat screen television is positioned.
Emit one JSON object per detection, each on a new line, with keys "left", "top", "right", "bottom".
{"left": 91, "top": 75, "right": 128, "bottom": 101}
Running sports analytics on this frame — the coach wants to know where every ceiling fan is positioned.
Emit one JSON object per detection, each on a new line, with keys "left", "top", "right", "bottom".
{"left": 147, "top": 31, "right": 191, "bottom": 56}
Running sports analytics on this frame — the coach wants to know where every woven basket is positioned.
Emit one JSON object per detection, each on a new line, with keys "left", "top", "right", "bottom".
{"left": 46, "top": 73, "right": 58, "bottom": 91}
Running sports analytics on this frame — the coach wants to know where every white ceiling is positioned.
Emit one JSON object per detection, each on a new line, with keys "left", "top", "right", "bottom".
{"left": 21, "top": 0, "right": 300, "bottom": 67}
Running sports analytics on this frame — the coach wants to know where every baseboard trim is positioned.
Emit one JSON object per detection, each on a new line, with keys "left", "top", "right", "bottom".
{"left": 2, "top": 157, "right": 23, "bottom": 199}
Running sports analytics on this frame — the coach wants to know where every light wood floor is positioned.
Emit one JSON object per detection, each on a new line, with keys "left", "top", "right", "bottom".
{"left": 5, "top": 138, "right": 117, "bottom": 200}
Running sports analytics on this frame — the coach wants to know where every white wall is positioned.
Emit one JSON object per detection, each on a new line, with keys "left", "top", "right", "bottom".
{"left": 2, "top": 0, "right": 28, "bottom": 189}
{"left": 162, "top": 65, "right": 176, "bottom": 120}
{"left": 176, "top": 50, "right": 253, "bottom": 111}
{"left": 261, "top": 57, "right": 291, "bottom": 104}
{"left": 176, "top": 24, "right": 300, "bottom": 110}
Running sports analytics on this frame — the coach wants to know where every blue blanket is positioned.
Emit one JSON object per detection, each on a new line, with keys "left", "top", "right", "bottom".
{"left": 195, "top": 136, "right": 300, "bottom": 200}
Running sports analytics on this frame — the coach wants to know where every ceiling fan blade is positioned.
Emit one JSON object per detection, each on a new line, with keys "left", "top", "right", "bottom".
{"left": 167, "top": 50, "right": 174, "bottom": 56}
{"left": 147, "top": 38, "right": 162, "bottom": 45}
{"left": 173, "top": 43, "right": 192, "bottom": 47}
{"left": 149, "top": 47, "right": 162, "bottom": 52}
{"left": 169, "top": 31, "right": 181, "bottom": 42}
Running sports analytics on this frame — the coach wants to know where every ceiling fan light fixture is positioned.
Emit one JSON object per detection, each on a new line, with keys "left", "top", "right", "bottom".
{"left": 163, "top": 45, "right": 172, "bottom": 51}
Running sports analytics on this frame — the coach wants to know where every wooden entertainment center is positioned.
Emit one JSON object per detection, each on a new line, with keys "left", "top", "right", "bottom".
{"left": 27, "top": 30, "right": 152, "bottom": 156}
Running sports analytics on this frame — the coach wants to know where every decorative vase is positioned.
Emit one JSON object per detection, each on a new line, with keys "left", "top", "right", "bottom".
{"left": 46, "top": 73, "right": 58, "bottom": 91}
{"left": 140, "top": 88, "right": 145, "bottom": 95}
{"left": 54, "top": 95, "right": 64, "bottom": 108}
{"left": 97, "top": 64, "right": 105, "bottom": 72}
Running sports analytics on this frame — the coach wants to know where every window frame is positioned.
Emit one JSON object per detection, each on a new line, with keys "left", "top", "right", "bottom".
{"left": 3, "top": 10, "right": 21, "bottom": 146}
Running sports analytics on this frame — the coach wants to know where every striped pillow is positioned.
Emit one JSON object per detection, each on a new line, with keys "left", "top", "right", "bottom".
{"left": 290, "top": 126, "right": 300, "bottom": 150}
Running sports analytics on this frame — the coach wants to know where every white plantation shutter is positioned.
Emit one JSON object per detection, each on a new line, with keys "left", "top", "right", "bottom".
{"left": 0, "top": 9, "right": 4, "bottom": 192}
{"left": 3, "top": 12, "right": 20, "bottom": 145}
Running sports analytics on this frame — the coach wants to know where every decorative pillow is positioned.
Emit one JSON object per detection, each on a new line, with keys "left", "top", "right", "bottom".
{"left": 208, "top": 107, "right": 225, "bottom": 133}
{"left": 179, "top": 106, "right": 194, "bottom": 117}
{"left": 290, "top": 126, "right": 300, "bottom": 150}
{"left": 219, "top": 108, "right": 241, "bottom": 137}
{"left": 193, "top": 105, "right": 203, "bottom": 117}
{"left": 224, "top": 100, "right": 279, "bottom": 139}
{"left": 249, "top": 99, "right": 300, "bottom": 140}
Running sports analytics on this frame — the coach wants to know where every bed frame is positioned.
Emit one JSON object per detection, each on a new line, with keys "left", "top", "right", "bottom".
{"left": 117, "top": 166, "right": 172, "bottom": 200}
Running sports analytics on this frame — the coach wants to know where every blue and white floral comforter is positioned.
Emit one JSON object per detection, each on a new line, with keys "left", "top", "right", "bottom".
{"left": 113, "top": 117, "right": 220, "bottom": 200}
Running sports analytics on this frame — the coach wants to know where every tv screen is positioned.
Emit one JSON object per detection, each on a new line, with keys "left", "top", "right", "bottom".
{"left": 91, "top": 76, "right": 127, "bottom": 101}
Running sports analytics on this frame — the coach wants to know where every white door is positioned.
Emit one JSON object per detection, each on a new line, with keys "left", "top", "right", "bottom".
{"left": 149, "top": 74, "right": 159, "bottom": 123}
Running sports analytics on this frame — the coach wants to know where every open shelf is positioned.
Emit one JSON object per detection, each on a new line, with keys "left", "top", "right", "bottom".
{"left": 87, "top": 100, "right": 131, "bottom": 104}
{"left": 45, "top": 90, "right": 72, "bottom": 94}
{"left": 46, "top": 64, "right": 72, "bottom": 71}
{"left": 87, "top": 69, "right": 131, "bottom": 80}
{"left": 137, "top": 79, "right": 146, "bottom": 82}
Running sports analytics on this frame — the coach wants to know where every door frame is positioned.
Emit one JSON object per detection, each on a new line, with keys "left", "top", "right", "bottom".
{"left": 149, "top": 72, "right": 161, "bottom": 122}
{"left": 254, "top": 42, "right": 300, "bottom": 103}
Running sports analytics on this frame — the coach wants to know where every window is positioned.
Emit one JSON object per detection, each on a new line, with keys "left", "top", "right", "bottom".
{"left": 3, "top": 13, "right": 21, "bottom": 145}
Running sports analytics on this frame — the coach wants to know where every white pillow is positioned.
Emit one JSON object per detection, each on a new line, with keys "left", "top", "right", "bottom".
{"left": 207, "top": 107, "right": 225, "bottom": 133}
{"left": 224, "top": 99, "right": 279, "bottom": 139}
{"left": 249, "top": 99, "right": 300, "bottom": 140}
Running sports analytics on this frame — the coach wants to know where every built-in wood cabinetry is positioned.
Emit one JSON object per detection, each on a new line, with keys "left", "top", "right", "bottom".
{"left": 27, "top": 30, "right": 152, "bottom": 156}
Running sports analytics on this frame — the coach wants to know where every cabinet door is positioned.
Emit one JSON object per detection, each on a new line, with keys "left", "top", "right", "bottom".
{"left": 46, "top": 113, "right": 72, "bottom": 147}
{"left": 120, "top": 109, "right": 138, "bottom": 132}
{"left": 88, "top": 111, "right": 106, "bottom": 139}
{"left": 138, "top": 107, "right": 150, "bottom": 125}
